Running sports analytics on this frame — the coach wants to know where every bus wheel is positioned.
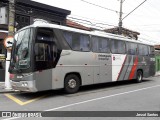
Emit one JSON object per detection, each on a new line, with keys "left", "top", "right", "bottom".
{"left": 136, "top": 70, "right": 143, "bottom": 83}
{"left": 64, "top": 74, "right": 80, "bottom": 94}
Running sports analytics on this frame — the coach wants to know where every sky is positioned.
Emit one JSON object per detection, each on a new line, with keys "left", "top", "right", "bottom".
{"left": 33, "top": 0, "right": 160, "bottom": 45}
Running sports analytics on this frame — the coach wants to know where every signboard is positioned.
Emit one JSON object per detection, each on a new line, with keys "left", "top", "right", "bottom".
{"left": 0, "top": 54, "right": 5, "bottom": 61}
{"left": 3, "top": 36, "right": 13, "bottom": 50}
{"left": 0, "top": 7, "right": 8, "bottom": 25}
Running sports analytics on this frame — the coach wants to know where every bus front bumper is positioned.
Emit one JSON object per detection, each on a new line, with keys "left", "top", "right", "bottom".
{"left": 11, "top": 80, "right": 38, "bottom": 92}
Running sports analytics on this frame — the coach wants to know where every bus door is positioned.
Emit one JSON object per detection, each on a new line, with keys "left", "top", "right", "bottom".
{"left": 34, "top": 28, "right": 58, "bottom": 91}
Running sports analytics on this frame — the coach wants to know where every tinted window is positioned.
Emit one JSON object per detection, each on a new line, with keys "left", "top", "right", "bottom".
{"left": 92, "top": 36, "right": 110, "bottom": 53}
{"left": 149, "top": 46, "right": 155, "bottom": 55}
{"left": 127, "top": 42, "right": 138, "bottom": 55}
{"left": 14, "top": 28, "right": 32, "bottom": 69}
{"left": 35, "top": 28, "right": 57, "bottom": 70}
{"left": 138, "top": 44, "right": 148, "bottom": 56}
{"left": 63, "top": 31, "right": 90, "bottom": 51}
{"left": 111, "top": 39, "right": 126, "bottom": 54}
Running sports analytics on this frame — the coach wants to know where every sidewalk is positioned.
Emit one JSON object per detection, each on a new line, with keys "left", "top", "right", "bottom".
{"left": 0, "top": 82, "right": 14, "bottom": 93}
{"left": 155, "top": 71, "right": 160, "bottom": 77}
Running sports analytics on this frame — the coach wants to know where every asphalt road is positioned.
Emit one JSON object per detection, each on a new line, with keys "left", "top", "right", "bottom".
{"left": 0, "top": 76, "right": 160, "bottom": 120}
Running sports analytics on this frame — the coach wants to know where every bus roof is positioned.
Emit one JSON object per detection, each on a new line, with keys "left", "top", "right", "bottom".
{"left": 19, "top": 23, "right": 153, "bottom": 46}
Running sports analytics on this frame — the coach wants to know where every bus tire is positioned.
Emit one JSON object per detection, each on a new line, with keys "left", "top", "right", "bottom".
{"left": 136, "top": 70, "right": 143, "bottom": 83}
{"left": 64, "top": 74, "right": 80, "bottom": 94}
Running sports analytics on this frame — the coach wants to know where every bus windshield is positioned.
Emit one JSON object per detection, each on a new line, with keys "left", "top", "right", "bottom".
{"left": 11, "top": 28, "right": 32, "bottom": 70}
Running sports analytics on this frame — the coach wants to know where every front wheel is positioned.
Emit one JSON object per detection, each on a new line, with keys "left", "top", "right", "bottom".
{"left": 135, "top": 70, "right": 143, "bottom": 83}
{"left": 64, "top": 74, "right": 80, "bottom": 94}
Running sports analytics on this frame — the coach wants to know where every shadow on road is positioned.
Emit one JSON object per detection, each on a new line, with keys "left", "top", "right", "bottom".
{"left": 10, "top": 78, "right": 153, "bottom": 100}
{"left": 78, "top": 79, "right": 153, "bottom": 93}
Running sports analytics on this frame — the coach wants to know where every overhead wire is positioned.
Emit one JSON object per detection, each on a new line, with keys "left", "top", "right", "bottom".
{"left": 68, "top": 14, "right": 116, "bottom": 26}
{"left": 68, "top": 16, "right": 117, "bottom": 27}
{"left": 80, "top": 0, "right": 119, "bottom": 13}
{"left": 122, "top": 0, "right": 147, "bottom": 20}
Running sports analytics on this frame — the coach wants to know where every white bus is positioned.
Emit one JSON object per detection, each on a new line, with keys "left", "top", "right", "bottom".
{"left": 9, "top": 23, "right": 155, "bottom": 93}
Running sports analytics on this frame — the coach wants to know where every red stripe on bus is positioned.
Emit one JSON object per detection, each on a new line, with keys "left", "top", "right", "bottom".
{"left": 117, "top": 55, "right": 127, "bottom": 81}
{"left": 129, "top": 56, "right": 138, "bottom": 80}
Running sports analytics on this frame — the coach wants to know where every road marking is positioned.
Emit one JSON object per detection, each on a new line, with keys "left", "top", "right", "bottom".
{"left": 4, "top": 94, "right": 47, "bottom": 106}
{"left": 45, "top": 84, "right": 160, "bottom": 111}
{"left": 2, "top": 84, "right": 160, "bottom": 120}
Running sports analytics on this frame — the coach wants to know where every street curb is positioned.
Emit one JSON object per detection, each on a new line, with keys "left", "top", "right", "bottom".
{"left": 0, "top": 90, "right": 14, "bottom": 93}
{"left": 0, "top": 86, "right": 14, "bottom": 93}
{"left": 0, "top": 83, "right": 14, "bottom": 93}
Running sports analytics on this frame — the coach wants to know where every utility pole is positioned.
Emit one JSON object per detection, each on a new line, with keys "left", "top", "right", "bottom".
{"left": 5, "top": 0, "right": 15, "bottom": 89}
{"left": 118, "top": 0, "right": 123, "bottom": 35}
{"left": 118, "top": 0, "right": 147, "bottom": 35}
{"left": 8, "top": 0, "right": 15, "bottom": 37}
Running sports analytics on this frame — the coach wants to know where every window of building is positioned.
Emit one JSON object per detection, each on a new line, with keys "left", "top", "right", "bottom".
{"left": 138, "top": 44, "right": 149, "bottom": 56}
{"left": 92, "top": 36, "right": 110, "bottom": 53}
{"left": 127, "top": 42, "right": 138, "bottom": 55}
{"left": 111, "top": 39, "right": 126, "bottom": 54}
{"left": 63, "top": 31, "right": 90, "bottom": 52}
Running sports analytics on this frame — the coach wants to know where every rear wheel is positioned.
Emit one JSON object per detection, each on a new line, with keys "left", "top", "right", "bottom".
{"left": 64, "top": 74, "right": 80, "bottom": 94}
{"left": 136, "top": 70, "right": 143, "bottom": 83}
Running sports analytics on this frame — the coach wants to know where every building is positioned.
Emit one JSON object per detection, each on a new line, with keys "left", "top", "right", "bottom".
{"left": 66, "top": 19, "right": 91, "bottom": 31}
{"left": 154, "top": 45, "right": 160, "bottom": 72}
{"left": 104, "top": 27, "right": 140, "bottom": 40}
{"left": 0, "top": 0, "right": 71, "bottom": 82}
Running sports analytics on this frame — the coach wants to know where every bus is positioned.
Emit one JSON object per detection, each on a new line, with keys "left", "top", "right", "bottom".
{"left": 9, "top": 23, "right": 155, "bottom": 93}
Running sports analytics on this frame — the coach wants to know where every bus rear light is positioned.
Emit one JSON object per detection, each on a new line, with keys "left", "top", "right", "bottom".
{"left": 10, "top": 74, "right": 15, "bottom": 79}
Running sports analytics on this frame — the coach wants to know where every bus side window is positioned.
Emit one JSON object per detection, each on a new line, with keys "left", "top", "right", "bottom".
{"left": 79, "top": 35, "right": 90, "bottom": 51}
{"left": 99, "top": 38, "right": 110, "bottom": 53}
{"left": 127, "top": 42, "right": 138, "bottom": 55}
{"left": 92, "top": 36, "right": 110, "bottom": 53}
{"left": 138, "top": 44, "right": 149, "bottom": 56}
{"left": 111, "top": 39, "right": 126, "bottom": 54}
{"left": 63, "top": 31, "right": 90, "bottom": 52}
{"left": 149, "top": 46, "right": 155, "bottom": 55}
{"left": 92, "top": 36, "right": 99, "bottom": 52}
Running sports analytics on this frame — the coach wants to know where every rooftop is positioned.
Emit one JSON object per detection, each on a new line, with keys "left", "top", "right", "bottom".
{"left": 66, "top": 20, "right": 91, "bottom": 31}
{"left": 1, "top": 0, "right": 71, "bottom": 16}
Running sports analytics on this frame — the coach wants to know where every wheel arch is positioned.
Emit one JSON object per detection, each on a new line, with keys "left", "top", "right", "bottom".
{"left": 137, "top": 69, "right": 143, "bottom": 76}
{"left": 64, "top": 72, "right": 82, "bottom": 86}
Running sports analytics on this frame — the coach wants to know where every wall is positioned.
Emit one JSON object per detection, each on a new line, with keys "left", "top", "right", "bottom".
{"left": 0, "top": 40, "right": 6, "bottom": 82}
{"left": 155, "top": 56, "right": 160, "bottom": 72}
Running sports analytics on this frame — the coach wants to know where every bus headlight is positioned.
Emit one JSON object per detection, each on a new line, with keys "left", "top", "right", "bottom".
{"left": 22, "top": 82, "right": 28, "bottom": 87}
{"left": 22, "top": 83, "right": 25, "bottom": 87}
{"left": 24, "top": 83, "right": 28, "bottom": 87}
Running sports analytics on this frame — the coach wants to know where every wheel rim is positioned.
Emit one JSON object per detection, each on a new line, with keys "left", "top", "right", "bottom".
{"left": 138, "top": 73, "right": 142, "bottom": 81}
{"left": 68, "top": 79, "right": 77, "bottom": 88}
